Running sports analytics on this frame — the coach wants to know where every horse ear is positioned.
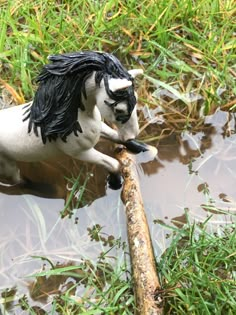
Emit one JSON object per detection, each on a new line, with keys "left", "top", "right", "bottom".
{"left": 128, "top": 69, "right": 144, "bottom": 78}
{"left": 109, "top": 78, "right": 132, "bottom": 92}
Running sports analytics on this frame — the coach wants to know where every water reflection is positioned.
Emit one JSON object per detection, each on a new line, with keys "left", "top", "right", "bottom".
{"left": 140, "top": 110, "right": 236, "bottom": 253}
{"left": 0, "top": 109, "right": 236, "bottom": 312}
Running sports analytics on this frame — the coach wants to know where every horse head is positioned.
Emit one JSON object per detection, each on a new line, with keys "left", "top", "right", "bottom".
{"left": 95, "top": 68, "right": 143, "bottom": 142}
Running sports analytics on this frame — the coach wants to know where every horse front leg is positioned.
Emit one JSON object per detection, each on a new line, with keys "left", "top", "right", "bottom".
{"left": 75, "top": 148, "right": 122, "bottom": 190}
{"left": 100, "top": 122, "right": 120, "bottom": 142}
{"left": 101, "top": 122, "right": 148, "bottom": 154}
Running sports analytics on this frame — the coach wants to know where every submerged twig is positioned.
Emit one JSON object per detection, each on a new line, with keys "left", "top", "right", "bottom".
{"left": 116, "top": 149, "right": 163, "bottom": 315}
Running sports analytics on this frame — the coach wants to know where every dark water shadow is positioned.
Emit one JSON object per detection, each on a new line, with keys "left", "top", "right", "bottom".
{"left": 0, "top": 143, "right": 109, "bottom": 202}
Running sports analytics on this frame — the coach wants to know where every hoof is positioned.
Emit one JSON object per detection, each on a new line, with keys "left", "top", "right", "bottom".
{"left": 108, "top": 173, "right": 123, "bottom": 190}
{"left": 124, "top": 139, "right": 149, "bottom": 153}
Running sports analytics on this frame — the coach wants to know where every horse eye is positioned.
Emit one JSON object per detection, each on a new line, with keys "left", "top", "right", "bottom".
{"left": 115, "top": 109, "right": 125, "bottom": 114}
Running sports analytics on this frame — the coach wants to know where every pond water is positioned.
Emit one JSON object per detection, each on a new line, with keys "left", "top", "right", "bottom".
{"left": 0, "top": 109, "right": 235, "bottom": 310}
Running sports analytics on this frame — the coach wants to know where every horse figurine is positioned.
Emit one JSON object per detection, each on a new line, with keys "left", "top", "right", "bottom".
{"left": 0, "top": 51, "right": 147, "bottom": 189}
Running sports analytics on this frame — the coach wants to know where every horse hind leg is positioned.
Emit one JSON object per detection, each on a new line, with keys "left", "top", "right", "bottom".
{"left": 0, "top": 154, "right": 21, "bottom": 185}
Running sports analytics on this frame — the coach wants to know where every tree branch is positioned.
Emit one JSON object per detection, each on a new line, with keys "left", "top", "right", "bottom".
{"left": 116, "top": 148, "right": 163, "bottom": 315}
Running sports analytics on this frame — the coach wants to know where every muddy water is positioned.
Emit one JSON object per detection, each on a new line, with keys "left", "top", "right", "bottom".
{"left": 0, "top": 110, "right": 236, "bottom": 304}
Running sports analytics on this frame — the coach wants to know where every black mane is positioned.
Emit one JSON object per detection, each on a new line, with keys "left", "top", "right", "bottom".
{"left": 24, "top": 51, "right": 136, "bottom": 143}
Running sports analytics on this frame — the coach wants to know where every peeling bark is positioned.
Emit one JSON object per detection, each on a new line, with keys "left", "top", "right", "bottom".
{"left": 116, "top": 149, "right": 163, "bottom": 315}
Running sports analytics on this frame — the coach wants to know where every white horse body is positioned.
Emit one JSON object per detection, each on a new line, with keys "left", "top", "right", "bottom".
{"left": 0, "top": 103, "right": 61, "bottom": 161}
{"left": 0, "top": 52, "right": 145, "bottom": 188}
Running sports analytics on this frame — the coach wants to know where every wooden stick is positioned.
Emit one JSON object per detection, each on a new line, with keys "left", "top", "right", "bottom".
{"left": 116, "top": 148, "right": 163, "bottom": 315}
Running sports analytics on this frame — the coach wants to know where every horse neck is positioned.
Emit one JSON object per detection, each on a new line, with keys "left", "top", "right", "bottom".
{"left": 82, "top": 72, "right": 97, "bottom": 113}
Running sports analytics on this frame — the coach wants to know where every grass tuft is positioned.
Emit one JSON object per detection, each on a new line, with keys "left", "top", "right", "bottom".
{"left": 159, "top": 217, "right": 236, "bottom": 314}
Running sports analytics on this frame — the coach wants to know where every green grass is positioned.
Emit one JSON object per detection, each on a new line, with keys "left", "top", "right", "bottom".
{"left": 60, "top": 170, "right": 91, "bottom": 218}
{"left": 159, "top": 217, "right": 236, "bottom": 314}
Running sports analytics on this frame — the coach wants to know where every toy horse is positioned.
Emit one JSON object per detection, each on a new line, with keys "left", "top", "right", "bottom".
{"left": 0, "top": 51, "right": 147, "bottom": 189}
